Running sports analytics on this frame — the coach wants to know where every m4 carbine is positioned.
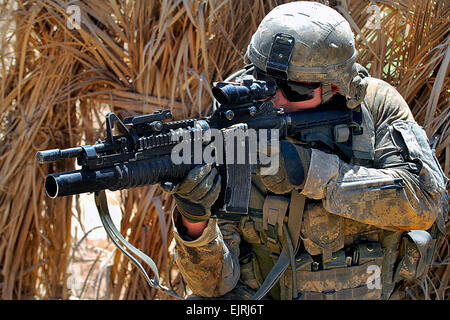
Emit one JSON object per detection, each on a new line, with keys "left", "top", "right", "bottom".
{"left": 37, "top": 75, "right": 362, "bottom": 216}
{"left": 36, "top": 75, "right": 362, "bottom": 297}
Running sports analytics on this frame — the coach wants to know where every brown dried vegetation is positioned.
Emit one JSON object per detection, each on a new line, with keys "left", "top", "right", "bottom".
{"left": 0, "top": 0, "right": 448, "bottom": 300}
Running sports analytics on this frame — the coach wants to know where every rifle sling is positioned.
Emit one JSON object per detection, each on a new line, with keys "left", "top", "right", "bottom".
{"left": 250, "top": 245, "right": 290, "bottom": 300}
{"left": 94, "top": 190, "right": 182, "bottom": 299}
{"left": 251, "top": 191, "right": 305, "bottom": 300}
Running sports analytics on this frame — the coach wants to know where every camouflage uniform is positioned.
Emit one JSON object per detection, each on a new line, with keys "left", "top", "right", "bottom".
{"left": 171, "top": 2, "right": 448, "bottom": 300}
{"left": 172, "top": 76, "right": 448, "bottom": 300}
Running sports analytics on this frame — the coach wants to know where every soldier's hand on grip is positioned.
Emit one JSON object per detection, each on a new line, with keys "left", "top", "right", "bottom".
{"left": 258, "top": 140, "right": 311, "bottom": 194}
{"left": 161, "top": 163, "right": 221, "bottom": 223}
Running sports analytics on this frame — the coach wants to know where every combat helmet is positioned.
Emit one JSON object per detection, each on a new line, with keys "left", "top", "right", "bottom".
{"left": 245, "top": 1, "right": 368, "bottom": 108}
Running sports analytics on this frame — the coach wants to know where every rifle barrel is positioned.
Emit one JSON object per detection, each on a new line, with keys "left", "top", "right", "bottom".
{"left": 36, "top": 143, "right": 115, "bottom": 164}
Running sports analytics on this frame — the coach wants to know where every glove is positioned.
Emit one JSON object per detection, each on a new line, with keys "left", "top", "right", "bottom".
{"left": 258, "top": 140, "right": 311, "bottom": 194}
{"left": 161, "top": 163, "right": 221, "bottom": 223}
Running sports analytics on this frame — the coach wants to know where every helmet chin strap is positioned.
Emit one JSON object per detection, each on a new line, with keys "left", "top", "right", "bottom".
{"left": 321, "top": 83, "right": 334, "bottom": 104}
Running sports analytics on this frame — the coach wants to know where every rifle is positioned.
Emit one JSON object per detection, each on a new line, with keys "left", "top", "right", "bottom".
{"left": 38, "top": 75, "right": 362, "bottom": 212}
{"left": 36, "top": 73, "right": 362, "bottom": 297}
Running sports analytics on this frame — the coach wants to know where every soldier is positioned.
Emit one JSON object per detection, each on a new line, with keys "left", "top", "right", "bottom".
{"left": 163, "top": 1, "right": 448, "bottom": 300}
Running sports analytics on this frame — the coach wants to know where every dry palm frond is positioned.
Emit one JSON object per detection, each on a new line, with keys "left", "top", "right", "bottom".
{"left": 0, "top": 0, "right": 448, "bottom": 300}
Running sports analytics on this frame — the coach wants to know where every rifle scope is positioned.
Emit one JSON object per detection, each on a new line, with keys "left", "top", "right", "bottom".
{"left": 212, "top": 78, "right": 277, "bottom": 106}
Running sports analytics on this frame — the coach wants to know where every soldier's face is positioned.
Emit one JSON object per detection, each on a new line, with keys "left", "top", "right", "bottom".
{"left": 272, "top": 86, "right": 322, "bottom": 112}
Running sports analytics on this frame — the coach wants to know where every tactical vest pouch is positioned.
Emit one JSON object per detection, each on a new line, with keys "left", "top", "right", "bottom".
{"left": 240, "top": 216, "right": 264, "bottom": 245}
{"left": 299, "top": 285, "right": 380, "bottom": 300}
{"left": 284, "top": 257, "right": 383, "bottom": 300}
{"left": 239, "top": 251, "right": 264, "bottom": 291}
{"left": 389, "top": 120, "right": 448, "bottom": 191}
{"left": 394, "top": 230, "right": 435, "bottom": 282}
{"left": 354, "top": 242, "right": 384, "bottom": 265}
{"left": 263, "top": 195, "right": 290, "bottom": 255}
{"left": 301, "top": 202, "right": 344, "bottom": 258}
{"left": 322, "top": 249, "right": 348, "bottom": 270}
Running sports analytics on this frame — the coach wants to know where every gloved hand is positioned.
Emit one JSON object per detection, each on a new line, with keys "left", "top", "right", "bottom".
{"left": 161, "top": 164, "right": 221, "bottom": 223}
{"left": 258, "top": 140, "right": 311, "bottom": 194}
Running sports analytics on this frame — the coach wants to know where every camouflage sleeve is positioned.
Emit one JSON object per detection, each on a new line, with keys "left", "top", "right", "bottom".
{"left": 172, "top": 207, "right": 241, "bottom": 297}
{"left": 301, "top": 78, "right": 448, "bottom": 231}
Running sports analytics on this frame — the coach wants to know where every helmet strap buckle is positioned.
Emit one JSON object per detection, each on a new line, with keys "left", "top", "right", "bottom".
{"left": 266, "top": 33, "right": 295, "bottom": 81}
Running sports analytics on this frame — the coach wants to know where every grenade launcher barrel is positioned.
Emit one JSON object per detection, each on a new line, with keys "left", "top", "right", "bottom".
{"left": 43, "top": 155, "right": 193, "bottom": 198}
